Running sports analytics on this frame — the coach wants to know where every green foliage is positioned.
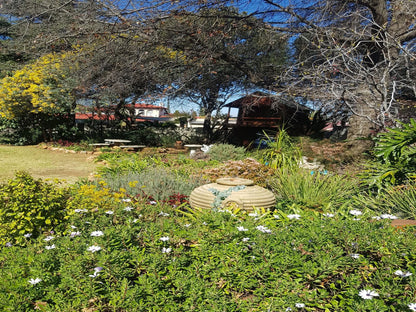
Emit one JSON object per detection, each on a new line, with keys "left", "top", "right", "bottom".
{"left": 257, "top": 128, "right": 301, "bottom": 169}
{"left": 0, "top": 111, "right": 81, "bottom": 145}
{"left": 269, "top": 167, "right": 357, "bottom": 211}
{"left": 0, "top": 171, "right": 69, "bottom": 245}
{"left": 96, "top": 153, "right": 155, "bottom": 176}
{"left": 361, "top": 119, "right": 416, "bottom": 190}
{"left": 207, "top": 143, "right": 246, "bottom": 162}
{"left": 125, "top": 122, "right": 181, "bottom": 147}
{"left": 0, "top": 116, "right": 20, "bottom": 144}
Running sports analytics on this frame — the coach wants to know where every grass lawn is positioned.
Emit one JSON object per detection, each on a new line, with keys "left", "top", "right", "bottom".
{"left": 0, "top": 145, "right": 99, "bottom": 184}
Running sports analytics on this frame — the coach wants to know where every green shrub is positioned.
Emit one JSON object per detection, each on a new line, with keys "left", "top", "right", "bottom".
{"left": 0, "top": 171, "right": 70, "bottom": 245}
{"left": 125, "top": 122, "right": 181, "bottom": 147}
{"left": 207, "top": 143, "right": 246, "bottom": 162}
{"left": 96, "top": 153, "right": 155, "bottom": 176}
{"left": 360, "top": 119, "right": 416, "bottom": 191}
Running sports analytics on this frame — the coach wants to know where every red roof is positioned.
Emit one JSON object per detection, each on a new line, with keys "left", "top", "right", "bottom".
{"left": 75, "top": 113, "right": 116, "bottom": 121}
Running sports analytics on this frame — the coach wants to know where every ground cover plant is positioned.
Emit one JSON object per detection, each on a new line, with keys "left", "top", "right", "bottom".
{"left": 1, "top": 193, "right": 416, "bottom": 311}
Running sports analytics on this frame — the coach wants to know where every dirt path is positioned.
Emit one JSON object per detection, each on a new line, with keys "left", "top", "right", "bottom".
{"left": 0, "top": 145, "right": 100, "bottom": 184}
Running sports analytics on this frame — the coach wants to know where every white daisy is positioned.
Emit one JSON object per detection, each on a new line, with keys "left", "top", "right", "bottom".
{"left": 70, "top": 231, "right": 81, "bottom": 238}
{"left": 287, "top": 214, "right": 301, "bottom": 220}
{"left": 89, "top": 266, "right": 103, "bottom": 278}
{"left": 237, "top": 226, "right": 248, "bottom": 232}
{"left": 380, "top": 214, "right": 398, "bottom": 220}
{"left": 87, "top": 245, "right": 102, "bottom": 253}
{"left": 394, "top": 270, "right": 412, "bottom": 277}
{"left": 256, "top": 225, "right": 272, "bottom": 234}
{"left": 74, "top": 208, "right": 88, "bottom": 213}
{"left": 43, "top": 236, "right": 55, "bottom": 242}
{"left": 90, "top": 231, "right": 104, "bottom": 237}
{"left": 161, "top": 247, "right": 172, "bottom": 253}
{"left": 358, "top": 289, "right": 379, "bottom": 299}
{"left": 349, "top": 209, "right": 363, "bottom": 216}
{"left": 28, "top": 278, "right": 42, "bottom": 285}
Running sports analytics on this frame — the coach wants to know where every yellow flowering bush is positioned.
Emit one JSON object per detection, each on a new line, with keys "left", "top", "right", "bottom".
{"left": 67, "top": 184, "right": 123, "bottom": 213}
{"left": 0, "top": 52, "right": 75, "bottom": 119}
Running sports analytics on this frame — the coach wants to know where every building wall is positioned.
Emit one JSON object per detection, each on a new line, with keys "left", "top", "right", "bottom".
{"left": 135, "top": 108, "right": 162, "bottom": 117}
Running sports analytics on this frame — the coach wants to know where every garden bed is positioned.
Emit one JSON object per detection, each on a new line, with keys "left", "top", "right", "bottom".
{"left": 1, "top": 139, "right": 416, "bottom": 311}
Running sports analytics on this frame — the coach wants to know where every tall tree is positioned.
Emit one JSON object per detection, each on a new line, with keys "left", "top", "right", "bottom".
{"left": 0, "top": 0, "right": 183, "bottom": 123}
{"left": 0, "top": 2, "right": 289, "bottom": 141}
{"left": 153, "top": 7, "right": 288, "bottom": 141}
{"left": 243, "top": 0, "right": 416, "bottom": 150}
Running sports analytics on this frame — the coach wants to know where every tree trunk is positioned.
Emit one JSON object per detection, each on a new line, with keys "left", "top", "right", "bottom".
{"left": 203, "top": 110, "right": 213, "bottom": 143}
{"left": 346, "top": 87, "right": 382, "bottom": 154}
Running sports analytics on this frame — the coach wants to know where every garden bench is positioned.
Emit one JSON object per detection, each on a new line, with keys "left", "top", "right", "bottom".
{"left": 89, "top": 143, "right": 110, "bottom": 148}
{"left": 184, "top": 144, "right": 203, "bottom": 156}
{"left": 104, "top": 139, "right": 132, "bottom": 146}
{"left": 119, "top": 145, "right": 146, "bottom": 151}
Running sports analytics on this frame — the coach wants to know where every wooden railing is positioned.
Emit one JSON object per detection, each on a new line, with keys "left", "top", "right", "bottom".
{"left": 238, "top": 116, "right": 281, "bottom": 127}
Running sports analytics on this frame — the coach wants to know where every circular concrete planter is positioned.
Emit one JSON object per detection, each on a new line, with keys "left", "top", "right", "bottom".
{"left": 189, "top": 177, "right": 276, "bottom": 211}
{"left": 391, "top": 219, "right": 416, "bottom": 228}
